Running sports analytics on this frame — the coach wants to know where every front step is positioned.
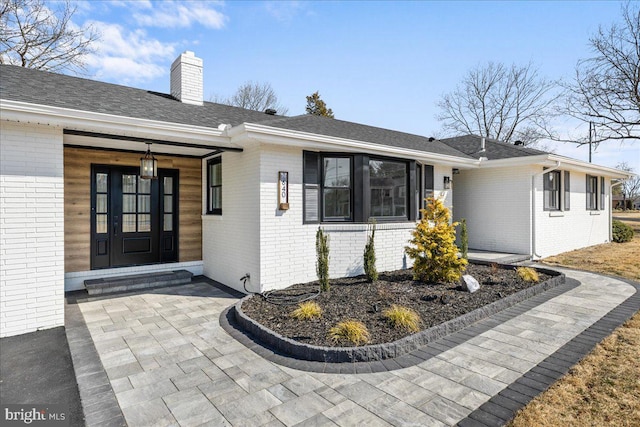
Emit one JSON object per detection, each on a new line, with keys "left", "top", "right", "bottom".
{"left": 84, "top": 270, "right": 193, "bottom": 295}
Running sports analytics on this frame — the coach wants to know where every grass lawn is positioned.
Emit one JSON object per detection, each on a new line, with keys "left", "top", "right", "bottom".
{"left": 508, "top": 212, "right": 640, "bottom": 426}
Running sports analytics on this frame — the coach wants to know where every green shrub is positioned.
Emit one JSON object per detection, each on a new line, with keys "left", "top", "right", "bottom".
{"left": 291, "top": 301, "right": 323, "bottom": 320}
{"left": 405, "top": 197, "right": 467, "bottom": 283}
{"left": 328, "top": 320, "right": 370, "bottom": 346}
{"left": 612, "top": 220, "right": 634, "bottom": 243}
{"left": 383, "top": 305, "right": 421, "bottom": 333}
{"left": 517, "top": 266, "right": 539, "bottom": 283}
{"left": 364, "top": 221, "right": 378, "bottom": 282}
{"left": 316, "top": 227, "right": 330, "bottom": 292}
{"left": 460, "top": 218, "right": 469, "bottom": 259}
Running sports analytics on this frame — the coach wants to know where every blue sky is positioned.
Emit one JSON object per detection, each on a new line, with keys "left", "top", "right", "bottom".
{"left": 70, "top": 0, "right": 638, "bottom": 171}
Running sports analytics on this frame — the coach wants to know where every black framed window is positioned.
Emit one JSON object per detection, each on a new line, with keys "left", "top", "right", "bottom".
{"left": 586, "top": 175, "right": 598, "bottom": 210}
{"left": 543, "top": 170, "right": 561, "bottom": 211}
{"left": 564, "top": 170, "right": 570, "bottom": 211}
{"left": 369, "top": 159, "right": 408, "bottom": 218}
{"left": 323, "top": 156, "right": 352, "bottom": 220}
{"left": 600, "top": 176, "right": 605, "bottom": 210}
{"left": 303, "top": 151, "right": 415, "bottom": 223}
{"left": 207, "top": 157, "right": 222, "bottom": 214}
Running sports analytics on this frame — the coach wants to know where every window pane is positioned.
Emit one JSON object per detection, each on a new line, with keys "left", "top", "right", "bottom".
{"left": 164, "top": 177, "right": 173, "bottom": 194}
{"left": 138, "top": 195, "right": 150, "bottom": 213}
{"left": 210, "top": 163, "right": 222, "bottom": 186}
{"left": 122, "top": 214, "right": 136, "bottom": 232}
{"left": 164, "top": 214, "right": 173, "bottom": 231}
{"left": 324, "top": 158, "right": 350, "bottom": 187}
{"left": 138, "top": 214, "right": 151, "bottom": 232}
{"left": 96, "top": 173, "right": 108, "bottom": 193}
{"left": 122, "top": 175, "right": 137, "bottom": 193}
{"left": 96, "top": 194, "right": 107, "bottom": 213}
{"left": 210, "top": 187, "right": 221, "bottom": 210}
{"left": 138, "top": 177, "right": 151, "bottom": 194}
{"left": 369, "top": 159, "right": 407, "bottom": 217}
{"left": 96, "top": 214, "right": 107, "bottom": 234}
{"left": 323, "top": 188, "right": 351, "bottom": 219}
{"left": 122, "top": 195, "right": 136, "bottom": 213}
{"left": 164, "top": 195, "right": 173, "bottom": 213}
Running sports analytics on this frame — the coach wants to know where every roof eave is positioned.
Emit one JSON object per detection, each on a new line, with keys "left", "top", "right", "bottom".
{"left": 235, "top": 123, "right": 479, "bottom": 167}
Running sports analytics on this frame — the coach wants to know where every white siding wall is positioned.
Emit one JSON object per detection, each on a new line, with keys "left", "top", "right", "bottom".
{"left": 0, "top": 121, "right": 65, "bottom": 337}
{"left": 452, "top": 166, "right": 533, "bottom": 254}
{"left": 201, "top": 145, "right": 261, "bottom": 294}
{"left": 534, "top": 170, "right": 610, "bottom": 258}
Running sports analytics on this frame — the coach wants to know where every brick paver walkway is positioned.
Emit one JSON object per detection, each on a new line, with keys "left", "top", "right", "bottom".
{"left": 67, "top": 269, "right": 638, "bottom": 427}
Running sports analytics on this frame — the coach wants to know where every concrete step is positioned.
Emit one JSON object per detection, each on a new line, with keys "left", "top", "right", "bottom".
{"left": 84, "top": 270, "right": 193, "bottom": 295}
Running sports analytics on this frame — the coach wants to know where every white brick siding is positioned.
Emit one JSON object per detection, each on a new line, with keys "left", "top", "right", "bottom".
{"left": 1, "top": 121, "right": 65, "bottom": 337}
{"left": 453, "top": 166, "right": 533, "bottom": 255}
{"left": 202, "top": 144, "right": 261, "bottom": 293}
{"left": 170, "top": 51, "right": 203, "bottom": 106}
{"left": 453, "top": 165, "right": 613, "bottom": 259}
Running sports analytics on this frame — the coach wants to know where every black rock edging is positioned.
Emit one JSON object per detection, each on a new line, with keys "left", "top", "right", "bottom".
{"left": 233, "top": 264, "right": 565, "bottom": 363}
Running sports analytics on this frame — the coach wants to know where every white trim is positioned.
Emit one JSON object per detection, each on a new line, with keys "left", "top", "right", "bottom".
{"left": 235, "top": 123, "right": 479, "bottom": 167}
{"left": 64, "top": 261, "right": 204, "bottom": 291}
{"left": 0, "top": 99, "right": 239, "bottom": 148}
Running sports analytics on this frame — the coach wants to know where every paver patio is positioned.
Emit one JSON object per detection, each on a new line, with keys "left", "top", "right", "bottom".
{"left": 66, "top": 268, "right": 638, "bottom": 427}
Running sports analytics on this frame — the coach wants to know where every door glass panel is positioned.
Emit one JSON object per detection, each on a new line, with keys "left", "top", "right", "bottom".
{"left": 139, "top": 177, "right": 151, "bottom": 194}
{"left": 164, "top": 177, "right": 173, "bottom": 194}
{"left": 96, "top": 214, "right": 107, "bottom": 234}
{"left": 123, "top": 175, "right": 137, "bottom": 193}
{"left": 96, "top": 173, "right": 108, "bottom": 193}
{"left": 164, "top": 214, "right": 173, "bottom": 231}
{"left": 164, "top": 195, "right": 173, "bottom": 213}
{"left": 138, "top": 214, "right": 151, "bottom": 232}
{"left": 96, "top": 194, "right": 107, "bottom": 213}
{"left": 138, "top": 195, "right": 150, "bottom": 213}
{"left": 122, "top": 214, "right": 136, "bottom": 232}
{"left": 122, "top": 195, "right": 136, "bottom": 213}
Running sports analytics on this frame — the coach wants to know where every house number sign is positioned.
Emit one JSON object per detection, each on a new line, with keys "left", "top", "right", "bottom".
{"left": 278, "top": 171, "right": 289, "bottom": 210}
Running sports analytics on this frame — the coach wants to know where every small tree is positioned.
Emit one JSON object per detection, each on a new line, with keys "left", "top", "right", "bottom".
{"left": 405, "top": 198, "right": 467, "bottom": 283}
{"left": 460, "top": 218, "right": 469, "bottom": 260}
{"left": 363, "top": 220, "right": 378, "bottom": 282}
{"left": 316, "top": 227, "right": 330, "bottom": 292}
{"left": 306, "top": 91, "right": 334, "bottom": 118}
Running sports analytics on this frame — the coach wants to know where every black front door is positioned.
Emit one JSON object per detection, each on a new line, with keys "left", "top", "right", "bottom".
{"left": 91, "top": 165, "right": 178, "bottom": 269}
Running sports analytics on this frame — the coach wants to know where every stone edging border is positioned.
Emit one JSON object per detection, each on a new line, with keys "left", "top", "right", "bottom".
{"left": 233, "top": 263, "right": 564, "bottom": 363}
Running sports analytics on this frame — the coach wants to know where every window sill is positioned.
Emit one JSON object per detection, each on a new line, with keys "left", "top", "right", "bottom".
{"left": 548, "top": 211, "right": 564, "bottom": 217}
{"left": 589, "top": 211, "right": 601, "bottom": 216}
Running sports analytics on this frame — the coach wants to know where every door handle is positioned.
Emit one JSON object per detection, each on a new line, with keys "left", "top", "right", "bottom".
{"left": 113, "top": 215, "right": 119, "bottom": 236}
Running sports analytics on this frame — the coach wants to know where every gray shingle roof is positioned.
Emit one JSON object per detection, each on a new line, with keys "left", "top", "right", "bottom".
{"left": 439, "top": 135, "right": 548, "bottom": 160}
{"left": 256, "top": 114, "right": 475, "bottom": 159}
{"left": 0, "top": 65, "right": 472, "bottom": 159}
{"left": 0, "top": 64, "right": 274, "bottom": 127}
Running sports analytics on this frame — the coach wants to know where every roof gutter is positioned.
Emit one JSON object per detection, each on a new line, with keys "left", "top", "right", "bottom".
{"left": 235, "top": 123, "right": 479, "bottom": 167}
{"left": 531, "top": 161, "right": 561, "bottom": 260}
{"left": 0, "top": 99, "right": 236, "bottom": 147}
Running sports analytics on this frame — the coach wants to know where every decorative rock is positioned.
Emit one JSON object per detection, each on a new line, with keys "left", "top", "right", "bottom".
{"left": 462, "top": 275, "right": 480, "bottom": 293}
{"left": 440, "top": 295, "right": 452, "bottom": 304}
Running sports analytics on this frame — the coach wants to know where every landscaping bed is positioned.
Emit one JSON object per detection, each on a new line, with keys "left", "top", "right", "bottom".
{"left": 235, "top": 262, "right": 564, "bottom": 362}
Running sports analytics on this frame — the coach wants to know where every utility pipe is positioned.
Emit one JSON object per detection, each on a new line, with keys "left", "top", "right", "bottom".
{"left": 530, "top": 161, "right": 561, "bottom": 259}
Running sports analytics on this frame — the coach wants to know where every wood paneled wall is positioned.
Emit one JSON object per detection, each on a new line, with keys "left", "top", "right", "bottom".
{"left": 64, "top": 147, "right": 202, "bottom": 272}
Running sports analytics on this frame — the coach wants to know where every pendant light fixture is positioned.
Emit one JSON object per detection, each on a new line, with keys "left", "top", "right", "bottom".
{"left": 140, "top": 143, "right": 158, "bottom": 179}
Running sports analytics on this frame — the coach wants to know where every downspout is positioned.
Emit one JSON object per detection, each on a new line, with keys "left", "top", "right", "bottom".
{"left": 530, "top": 161, "right": 561, "bottom": 260}
{"left": 609, "top": 178, "right": 628, "bottom": 241}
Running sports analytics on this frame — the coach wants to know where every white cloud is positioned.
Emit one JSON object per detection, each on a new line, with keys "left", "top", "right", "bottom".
{"left": 84, "top": 21, "right": 176, "bottom": 84}
{"left": 264, "top": 1, "right": 307, "bottom": 22}
{"left": 132, "top": 1, "right": 227, "bottom": 29}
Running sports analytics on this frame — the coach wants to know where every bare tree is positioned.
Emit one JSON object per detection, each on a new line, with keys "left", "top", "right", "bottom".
{"left": 615, "top": 162, "right": 640, "bottom": 210}
{"left": 562, "top": 2, "right": 640, "bottom": 145}
{"left": 213, "top": 81, "right": 289, "bottom": 115}
{"left": 0, "top": 0, "right": 98, "bottom": 74}
{"left": 436, "top": 62, "right": 559, "bottom": 146}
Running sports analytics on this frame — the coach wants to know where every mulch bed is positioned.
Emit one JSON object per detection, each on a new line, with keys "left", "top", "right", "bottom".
{"left": 241, "top": 264, "right": 551, "bottom": 347}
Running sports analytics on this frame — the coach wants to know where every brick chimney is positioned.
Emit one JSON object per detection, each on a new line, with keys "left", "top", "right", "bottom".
{"left": 170, "top": 51, "right": 203, "bottom": 105}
